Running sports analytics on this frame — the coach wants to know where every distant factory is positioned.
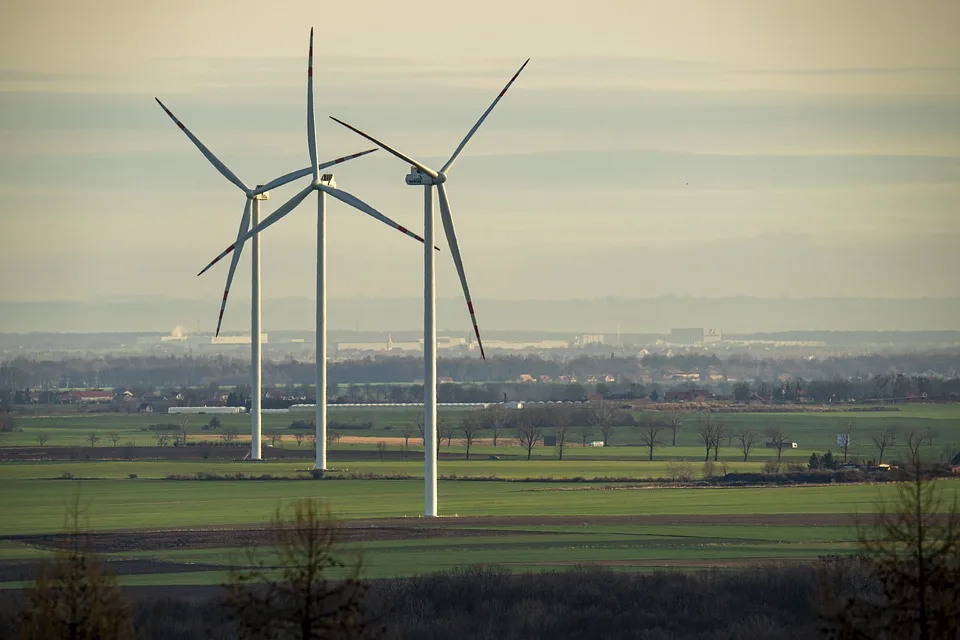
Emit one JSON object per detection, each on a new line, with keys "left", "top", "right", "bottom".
{"left": 134, "top": 326, "right": 268, "bottom": 350}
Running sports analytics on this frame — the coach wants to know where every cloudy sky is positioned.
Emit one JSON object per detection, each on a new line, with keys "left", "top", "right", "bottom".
{"left": 2, "top": 0, "right": 959, "bottom": 321}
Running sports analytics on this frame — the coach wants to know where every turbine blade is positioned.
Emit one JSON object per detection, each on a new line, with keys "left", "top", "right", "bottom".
{"left": 316, "top": 148, "right": 378, "bottom": 171}
{"left": 154, "top": 97, "right": 249, "bottom": 193}
{"left": 252, "top": 167, "right": 313, "bottom": 196}
{"left": 214, "top": 200, "right": 252, "bottom": 337}
{"left": 329, "top": 117, "right": 438, "bottom": 179}
{"left": 238, "top": 184, "right": 315, "bottom": 245}
{"left": 437, "top": 184, "right": 486, "bottom": 360}
{"left": 440, "top": 59, "right": 530, "bottom": 175}
{"left": 307, "top": 28, "right": 318, "bottom": 180}
{"left": 200, "top": 185, "right": 313, "bottom": 277}
{"left": 317, "top": 184, "right": 428, "bottom": 245}
{"left": 197, "top": 243, "right": 235, "bottom": 277}
{"left": 248, "top": 148, "right": 377, "bottom": 197}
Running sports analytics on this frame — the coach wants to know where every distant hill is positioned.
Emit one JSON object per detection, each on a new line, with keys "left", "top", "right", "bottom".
{"left": 1, "top": 296, "right": 959, "bottom": 334}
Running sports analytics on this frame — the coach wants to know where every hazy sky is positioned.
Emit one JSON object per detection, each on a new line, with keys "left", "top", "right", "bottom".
{"left": 2, "top": 1, "right": 959, "bottom": 325}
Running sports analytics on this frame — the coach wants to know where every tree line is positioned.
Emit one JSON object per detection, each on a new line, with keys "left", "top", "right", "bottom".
{"left": 1, "top": 351, "right": 958, "bottom": 390}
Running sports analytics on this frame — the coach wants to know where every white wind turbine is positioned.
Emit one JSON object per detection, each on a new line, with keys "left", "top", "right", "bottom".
{"left": 155, "top": 99, "right": 374, "bottom": 461}
{"left": 202, "top": 28, "right": 429, "bottom": 471}
{"left": 331, "top": 58, "right": 529, "bottom": 516}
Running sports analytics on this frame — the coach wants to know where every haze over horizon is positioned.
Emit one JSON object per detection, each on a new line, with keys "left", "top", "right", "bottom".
{"left": 2, "top": 1, "right": 959, "bottom": 331}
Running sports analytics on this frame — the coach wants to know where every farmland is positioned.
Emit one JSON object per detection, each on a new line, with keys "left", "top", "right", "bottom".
{"left": 1, "top": 404, "right": 959, "bottom": 589}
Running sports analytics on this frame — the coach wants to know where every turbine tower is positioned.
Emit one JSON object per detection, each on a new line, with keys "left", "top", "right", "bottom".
{"left": 203, "top": 28, "right": 428, "bottom": 471}
{"left": 156, "top": 99, "right": 372, "bottom": 460}
{"left": 331, "top": 59, "right": 529, "bottom": 516}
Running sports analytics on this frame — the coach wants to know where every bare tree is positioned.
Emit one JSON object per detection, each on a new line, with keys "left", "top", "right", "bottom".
{"left": 765, "top": 426, "right": 790, "bottom": 462}
{"left": 872, "top": 426, "right": 898, "bottom": 464}
{"left": 578, "top": 425, "right": 593, "bottom": 447}
{"left": 173, "top": 428, "right": 188, "bottom": 447}
{"left": 735, "top": 428, "right": 759, "bottom": 462}
{"left": 516, "top": 417, "right": 544, "bottom": 460}
{"left": 414, "top": 411, "right": 426, "bottom": 447}
{"left": 665, "top": 411, "right": 683, "bottom": 446}
{"left": 484, "top": 405, "right": 509, "bottom": 447}
{"left": 19, "top": 494, "right": 136, "bottom": 640}
{"left": 36, "top": 432, "right": 50, "bottom": 447}
{"left": 107, "top": 430, "right": 121, "bottom": 447}
{"left": 555, "top": 426, "right": 570, "bottom": 460}
{"left": 86, "top": 432, "right": 101, "bottom": 447}
{"left": 460, "top": 415, "right": 481, "bottom": 460}
{"left": 710, "top": 417, "right": 726, "bottom": 461}
{"left": 839, "top": 418, "right": 857, "bottom": 463}
{"left": 637, "top": 417, "right": 664, "bottom": 461}
{"left": 223, "top": 499, "right": 372, "bottom": 640}
{"left": 820, "top": 455, "right": 960, "bottom": 639}
{"left": 589, "top": 401, "right": 617, "bottom": 446}
{"left": 907, "top": 428, "right": 934, "bottom": 462}
{"left": 697, "top": 417, "right": 724, "bottom": 462}
{"left": 439, "top": 418, "right": 455, "bottom": 448}
{"left": 269, "top": 431, "right": 282, "bottom": 448}
{"left": 220, "top": 426, "right": 238, "bottom": 444}
{"left": 0, "top": 411, "right": 15, "bottom": 433}
{"left": 294, "top": 432, "right": 305, "bottom": 448}
{"left": 325, "top": 430, "right": 341, "bottom": 450}
{"left": 376, "top": 440, "right": 387, "bottom": 460}
{"left": 155, "top": 432, "right": 169, "bottom": 447}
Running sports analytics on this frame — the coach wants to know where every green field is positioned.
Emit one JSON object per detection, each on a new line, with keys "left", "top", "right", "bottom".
{"left": 2, "top": 476, "right": 958, "bottom": 586}
{"left": 7, "top": 478, "right": 951, "bottom": 535}
{"left": 2, "top": 404, "right": 959, "bottom": 588}
{"left": 5, "top": 404, "right": 960, "bottom": 465}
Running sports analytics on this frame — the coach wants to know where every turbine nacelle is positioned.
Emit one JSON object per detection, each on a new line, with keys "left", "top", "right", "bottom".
{"left": 405, "top": 166, "right": 442, "bottom": 186}
{"left": 312, "top": 173, "right": 337, "bottom": 189}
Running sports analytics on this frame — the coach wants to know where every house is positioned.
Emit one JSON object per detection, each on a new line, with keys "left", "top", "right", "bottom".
{"left": 519, "top": 374, "right": 535, "bottom": 383}
{"left": 59, "top": 390, "right": 114, "bottom": 404}
{"left": 439, "top": 376, "right": 454, "bottom": 384}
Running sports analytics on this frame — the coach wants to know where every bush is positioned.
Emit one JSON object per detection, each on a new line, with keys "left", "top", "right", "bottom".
{"left": 666, "top": 460, "right": 695, "bottom": 482}
{"left": 128, "top": 473, "right": 138, "bottom": 479}
{"left": 762, "top": 459, "right": 783, "bottom": 474}
{"left": 702, "top": 461, "right": 718, "bottom": 479}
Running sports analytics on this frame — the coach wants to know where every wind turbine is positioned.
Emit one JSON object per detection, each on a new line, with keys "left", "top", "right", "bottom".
{"left": 155, "top": 99, "right": 375, "bottom": 463}
{"left": 331, "top": 58, "right": 529, "bottom": 516}
{"left": 202, "top": 28, "right": 429, "bottom": 472}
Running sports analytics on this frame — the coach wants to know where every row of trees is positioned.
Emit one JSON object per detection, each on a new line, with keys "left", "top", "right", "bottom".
{"left": 3, "top": 352, "right": 958, "bottom": 394}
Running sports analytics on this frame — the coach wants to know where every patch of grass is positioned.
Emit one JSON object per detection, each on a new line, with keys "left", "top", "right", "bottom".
{"left": 2, "top": 477, "right": 959, "bottom": 536}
